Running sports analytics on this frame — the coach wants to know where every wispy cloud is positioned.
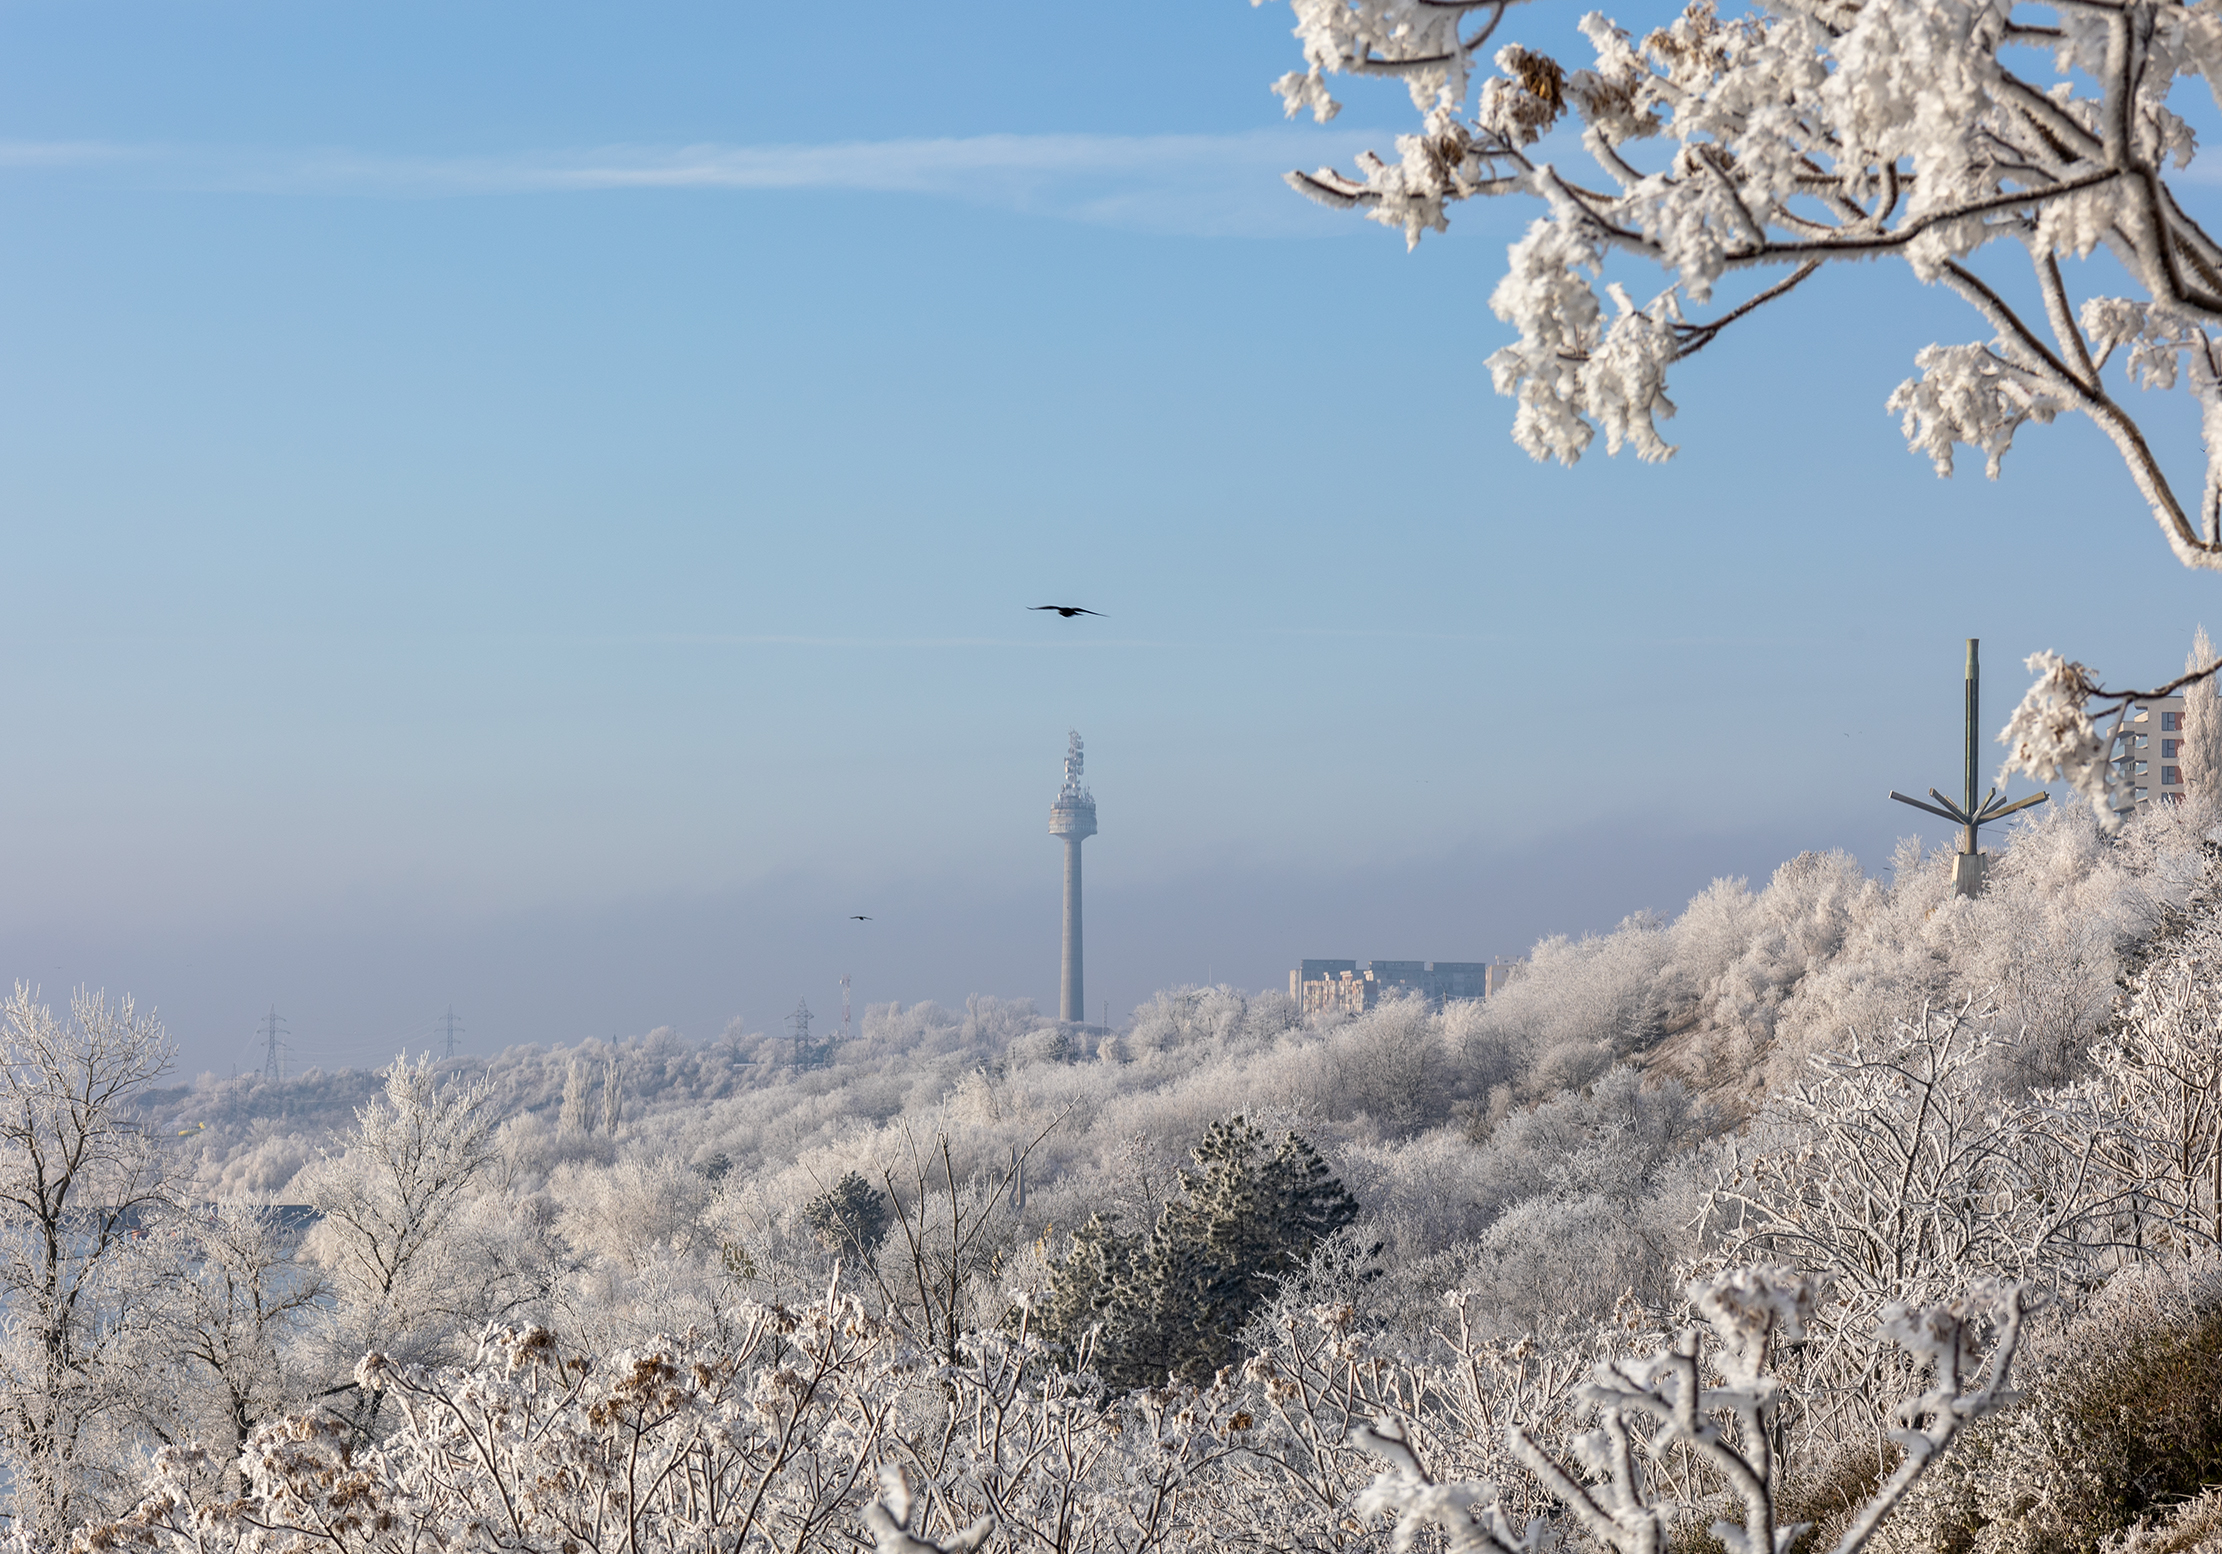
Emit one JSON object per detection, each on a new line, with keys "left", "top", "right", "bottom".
{"left": 640, "top": 633, "right": 1174, "bottom": 650}
{"left": 0, "top": 140, "right": 137, "bottom": 168}
{"left": 0, "top": 128, "right": 1389, "bottom": 237}
{"left": 1264, "top": 626, "right": 1509, "bottom": 644}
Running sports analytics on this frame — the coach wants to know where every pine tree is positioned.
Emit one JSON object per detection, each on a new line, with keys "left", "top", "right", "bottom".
{"left": 1037, "top": 1214, "right": 1132, "bottom": 1357}
{"left": 804, "top": 1171, "right": 893, "bottom": 1260}
{"left": 1046, "top": 1116, "right": 1357, "bottom": 1389}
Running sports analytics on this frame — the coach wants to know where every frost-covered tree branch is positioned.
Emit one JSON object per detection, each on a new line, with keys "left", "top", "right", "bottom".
{"left": 1997, "top": 648, "right": 2222, "bottom": 823}
{"left": 1260, "top": 0, "right": 2222, "bottom": 569}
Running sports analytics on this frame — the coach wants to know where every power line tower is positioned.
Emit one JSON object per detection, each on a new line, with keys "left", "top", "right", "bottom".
{"left": 788, "top": 999, "right": 823, "bottom": 1070}
{"left": 258, "top": 1006, "right": 289, "bottom": 1082}
{"left": 438, "top": 1006, "right": 464, "bottom": 1059}
{"left": 839, "top": 973, "right": 852, "bottom": 1042}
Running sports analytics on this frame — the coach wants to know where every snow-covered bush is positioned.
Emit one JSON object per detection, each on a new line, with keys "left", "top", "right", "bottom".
{"left": 1354, "top": 1266, "right": 2031, "bottom": 1554}
{"left": 550, "top": 1151, "right": 714, "bottom": 1274}
{"left": 1443, "top": 1067, "right": 1716, "bottom": 1334}
{"left": 84, "top": 1292, "right": 917, "bottom": 1554}
{"left": 2059, "top": 913, "right": 2222, "bottom": 1255}
{"left": 1875, "top": 1255, "right": 2222, "bottom": 1554}
{"left": 1706, "top": 1000, "right": 2119, "bottom": 1441}
{"left": 75, "top": 1264, "right": 2028, "bottom": 1554}
{"left": 73, "top": 1281, "right": 1260, "bottom": 1554}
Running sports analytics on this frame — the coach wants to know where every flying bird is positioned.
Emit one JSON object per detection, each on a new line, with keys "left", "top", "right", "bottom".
{"left": 1030, "top": 605, "right": 1104, "bottom": 618}
{"left": 849, "top": 915, "right": 872, "bottom": 921}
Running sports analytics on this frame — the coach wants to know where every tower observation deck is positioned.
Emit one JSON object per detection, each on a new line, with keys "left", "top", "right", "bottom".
{"left": 1048, "top": 731, "right": 1097, "bottom": 1025}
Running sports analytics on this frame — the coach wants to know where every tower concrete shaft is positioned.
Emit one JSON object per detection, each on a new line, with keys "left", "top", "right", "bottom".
{"left": 1048, "top": 730, "right": 1097, "bottom": 1025}
{"left": 1059, "top": 835, "right": 1085, "bottom": 1022}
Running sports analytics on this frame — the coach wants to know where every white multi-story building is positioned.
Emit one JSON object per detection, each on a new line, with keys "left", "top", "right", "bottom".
{"left": 2120, "top": 694, "right": 2190, "bottom": 810}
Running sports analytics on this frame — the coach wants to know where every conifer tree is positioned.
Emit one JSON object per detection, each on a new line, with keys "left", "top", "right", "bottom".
{"left": 804, "top": 1171, "right": 892, "bottom": 1260}
{"left": 1036, "top": 1214, "right": 1132, "bottom": 1356}
{"left": 1046, "top": 1116, "right": 1357, "bottom": 1388}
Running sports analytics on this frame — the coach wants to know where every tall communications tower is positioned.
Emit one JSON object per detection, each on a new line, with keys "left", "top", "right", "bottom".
{"left": 1048, "top": 730, "right": 1098, "bottom": 1025}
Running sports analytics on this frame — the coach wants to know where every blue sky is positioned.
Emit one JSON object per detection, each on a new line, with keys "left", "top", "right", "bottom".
{"left": 3, "top": 0, "right": 2218, "bottom": 1072}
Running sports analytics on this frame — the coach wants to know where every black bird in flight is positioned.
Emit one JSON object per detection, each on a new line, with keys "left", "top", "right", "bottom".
{"left": 1030, "top": 605, "right": 1104, "bottom": 618}
{"left": 849, "top": 915, "right": 872, "bottom": 921}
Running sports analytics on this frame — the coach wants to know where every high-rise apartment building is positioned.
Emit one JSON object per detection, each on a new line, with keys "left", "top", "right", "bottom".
{"left": 2121, "top": 694, "right": 2190, "bottom": 810}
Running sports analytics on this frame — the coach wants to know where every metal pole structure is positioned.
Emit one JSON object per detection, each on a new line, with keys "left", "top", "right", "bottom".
{"left": 1890, "top": 637, "right": 2049, "bottom": 898}
{"left": 259, "top": 1006, "right": 288, "bottom": 1082}
{"left": 1964, "top": 639, "right": 1980, "bottom": 858}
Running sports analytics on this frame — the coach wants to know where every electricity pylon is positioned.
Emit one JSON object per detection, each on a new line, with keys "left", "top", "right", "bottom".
{"left": 258, "top": 1006, "right": 289, "bottom": 1082}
